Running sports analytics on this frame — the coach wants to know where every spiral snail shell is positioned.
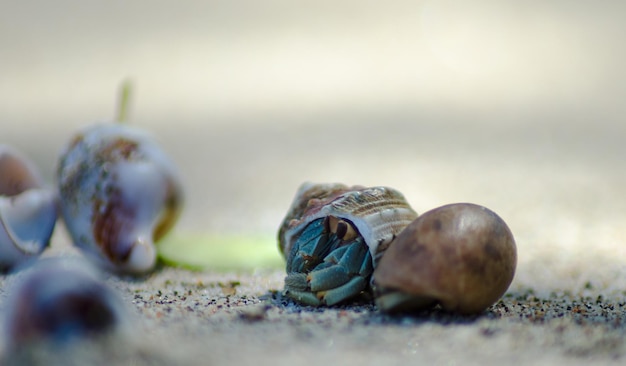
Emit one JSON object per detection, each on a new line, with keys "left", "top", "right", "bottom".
{"left": 278, "top": 182, "right": 418, "bottom": 305}
{"left": 57, "top": 123, "right": 183, "bottom": 274}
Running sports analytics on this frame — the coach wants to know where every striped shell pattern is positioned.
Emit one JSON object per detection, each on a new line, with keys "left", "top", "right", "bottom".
{"left": 278, "top": 182, "right": 418, "bottom": 267}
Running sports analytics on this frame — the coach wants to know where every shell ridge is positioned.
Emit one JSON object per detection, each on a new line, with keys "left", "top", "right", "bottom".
{"left": 280, "top": 184, "right": 417, "bottom": 266}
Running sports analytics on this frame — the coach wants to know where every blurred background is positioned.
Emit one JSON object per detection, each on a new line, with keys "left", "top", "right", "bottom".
{"left": 2, "top": 1, "right": 626, "bottom": 288}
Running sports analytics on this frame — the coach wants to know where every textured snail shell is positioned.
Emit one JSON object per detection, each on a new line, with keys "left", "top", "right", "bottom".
{"left": 57, "top": 123, "right": 183, "bottom": 274}
{"left": 373, "top": 203, "right": 517, "bottom": 315}
{"left": 0, "top": 145, "right": 57, "bottom": 270}
{"left": 3, "top": 258, "right": 129, "bottom": 349}
{"left": 278, "top": 182, "right": 418, "bottom": 266}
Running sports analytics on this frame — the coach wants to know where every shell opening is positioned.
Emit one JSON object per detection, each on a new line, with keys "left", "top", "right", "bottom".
{"left": 375, "top": 290, "right": 438, "bottom": 313}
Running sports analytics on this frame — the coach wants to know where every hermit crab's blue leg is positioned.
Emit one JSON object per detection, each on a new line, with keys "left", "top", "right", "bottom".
{"left": 285, "top": 218, "right": 335, "bottom": 273}
{"left": 284, "top": 216, "right": 373, "bottom": 306}
{"left": 310, "top": 238, "right": 373, "bottom": 306}
{"left": 319, "top": 256, "right": 373, "bottom": 306}
{"left": 282, "top": 285, "right": 323, "bottom": 306}
{"left": 308, "top": 238, "right": 371, "bottom": 292}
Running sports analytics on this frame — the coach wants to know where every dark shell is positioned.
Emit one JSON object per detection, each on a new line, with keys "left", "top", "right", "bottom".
{"left": 3, "top": 259, "right": 129, "bottom": 348}
{"left": 373, "top": 203, "right": 517, "bottom": 315}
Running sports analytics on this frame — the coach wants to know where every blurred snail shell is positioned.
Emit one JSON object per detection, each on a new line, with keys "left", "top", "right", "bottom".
{"left": 0, "top": 145, "right": 57, "bottom": 270}
{"left": 373, "top": 203, "right": 517, "bottom": 315}
{"left": 3, "top": 258, "right": 129, "bottom": 349}
{"left": 57, "top": 123, "right": 183, "bottom": 274}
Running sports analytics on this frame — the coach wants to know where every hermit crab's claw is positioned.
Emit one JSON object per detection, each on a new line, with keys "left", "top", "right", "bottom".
{"left": 278, "top": 183, "right": 417, "bottom": 306}
{"left": 57, "top": 123, "right": 183, "bottom": 275}
{"left": 0, "top": 145, "right": 58, "bottom": 271}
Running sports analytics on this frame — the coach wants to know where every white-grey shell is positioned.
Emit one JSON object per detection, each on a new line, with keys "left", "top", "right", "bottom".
{"left": 0, "top": 145, "right": 57, "bottom": 269}
{"left": 279, "top": 183, "right": 418, "bottom": 266}
{"left": 57, "top": 122, "right": 183, "bottom": 274}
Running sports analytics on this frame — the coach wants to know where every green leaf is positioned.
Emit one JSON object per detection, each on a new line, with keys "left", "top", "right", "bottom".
{"left": 156, "top": 233, "right": 284, "bottom": 272}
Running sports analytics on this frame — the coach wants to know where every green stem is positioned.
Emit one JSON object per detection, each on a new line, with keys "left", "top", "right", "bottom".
{"left": 116, "top": 79, "right": 133, "bottom": 123}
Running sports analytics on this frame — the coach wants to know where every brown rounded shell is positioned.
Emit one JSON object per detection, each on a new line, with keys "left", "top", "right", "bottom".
{"left": 0, "top": 145, "right": 44, "bottom": 195}
{"left": 278, "top": 183, "right": 418, "bottom": 265}
{"left": 373, "top": 203, "right": 517, "bottom": 315}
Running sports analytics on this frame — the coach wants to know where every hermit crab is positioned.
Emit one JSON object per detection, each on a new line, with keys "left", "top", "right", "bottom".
{"left": 0, "top": 145, "right": 57, "bottom": 270}
{"left": 278, "top": 183, "right": 418, "bottom": 306}
{"left": 373, "top": 203, "right": 517, "bottom": 315}
{"left": 57, "top": 123, "right": 183, "bottom": 274}
{"left": 3, "top": 258, "right": 129, "bottom": 349}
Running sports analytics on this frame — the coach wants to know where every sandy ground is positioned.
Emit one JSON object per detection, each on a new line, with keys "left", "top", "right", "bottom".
{"left": 1, "top": 257, "right": 626, "bottom": 366}
{"left": 2, "top": 1, "right": 626, "bottom": 364}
